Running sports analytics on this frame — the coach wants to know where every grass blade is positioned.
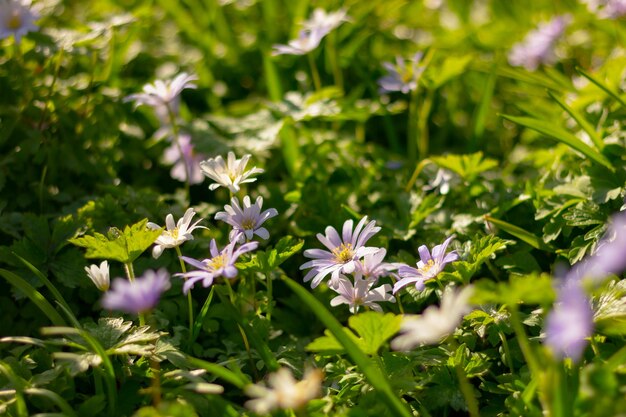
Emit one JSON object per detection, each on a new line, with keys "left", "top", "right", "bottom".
{"left": 13, "top": 253, "right": 80, "bottom": 328}
{"left": 183, "top": 355, "right": 251, "bottom": 389}
{"left": 24, "top": 388, "right": 78, "bottom": 417}
{"left": 0, "top": 269, "right": 66, "bottom": 326}
{"left": 546, "top": 90, "right": 604, "bottom": 151}
{"left": 500, "top": 114, "right": 614, "bottom": 172}
{"left": 484, "top": 215, "right": 554, "bottom": 252}
{"left": 576, "top": 66, "right": 626, "bottom": 108}
{"left": 282, "top": 276, "right": 412, "bottom": 417}
{"left": 41, "top": 326, "right": 117, "bottom": 417}
{"left": 190, "top": 286, "right": 215, "bottom": 346}
{"left": 0, "top": 362, "right": 28, "bottom": 417}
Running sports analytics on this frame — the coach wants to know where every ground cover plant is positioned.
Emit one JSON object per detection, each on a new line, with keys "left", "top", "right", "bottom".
{"left": 2, "top": 0, "right": 626, "bottom": 416}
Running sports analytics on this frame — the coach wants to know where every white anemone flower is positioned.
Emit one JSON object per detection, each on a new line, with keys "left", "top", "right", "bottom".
{"left": 85, "top": 261, "right": 110, "bottom": 292}
{"left": 199, "top": 152, "right": 264, "bottom": 193}
{"left": 301, "top": 8, "right": 350, "bottom": 36}
{"left": 330, "top": 273, "right": 395, "bottom": 314}
{"left": 245, "top": 368, "right": 323, "bottom": 414}
{"left": 124, "top": 72, "right": 197, "bottom": 122}
{"left": 215, "top": 195, "right": 278, "bottom": 243}
{"left": 392, "top": 285, "right": 473, "bottom": 350}
{"left": 0, "top": 0, "right": 38, "bottom": 43}
{"left": 147, "top": 208, "right": 208, "bottom": 259}
{"left": 271, "top": 28, "right": 326, "bottom": 56}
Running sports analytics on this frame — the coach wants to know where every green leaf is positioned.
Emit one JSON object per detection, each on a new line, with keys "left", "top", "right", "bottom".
{"left": 424, "top": 55, "right": 473, "bottom": 89}
{"left": 594, "top": 280, "right": 626, "bottom": 336}
{"left": 430, "top": 152, "right": 498, "bottom": 182}
{"left": 306, "top": 313, "right": 402, "bottom": 356}
{"left": 69, "top": 219, "right": 162, "bottom": 263}
{"left": 348, "top": 312, "right": 403, "bottom": 356}
{"left": 484, "top": 215, "right": 554, "bottom": 252}
{"left": 500, "top": 114, "right": 615, "bottom": 171}
{"left": 283, "top": 277, "right": 412, "bottom": 417}
{"left": 240, "top": 235, "right": 304, "bottom": 273}
{"left": 472, "top": 273, "right": 555, "bottom": 306}
{"left": 450, "top": 235, "right": 514, "bottom": 282}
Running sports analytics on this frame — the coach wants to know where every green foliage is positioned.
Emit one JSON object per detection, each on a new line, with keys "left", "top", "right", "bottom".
{"left": 430, "top": 152, "right": 498, "bottom": 183}
{"left": 307, "top": 312, "right": 402, "bottom": 356}
{"left": 69, "top": 219, "right": 162, "bottom": 264}
{"left": 473, "top": 273, "right": 555, "bottom": 306}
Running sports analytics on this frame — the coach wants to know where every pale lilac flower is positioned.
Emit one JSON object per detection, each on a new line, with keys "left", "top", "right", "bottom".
{"left": 124, "top": 72, "right": 197, "bottom": 122}
{"left": 215, "top": 195, "right": 278, "bottom": 243}
{"left": 199, "top": 152, "right": 264, "bottom": 193}
{"left": 245, "top": 368, "right": 323, "bottom": 414}
{"left": 378, "top": 53, "right": 424, "bottom": 94}
{"left": 391, "top": 285, "right": 473, "bottom": 349}
{"left": 358, "top": 248, "right": 399, "bottom": 280}
{"left": 545, "top": 279, "right": 593, "bottom": 362}
{"left": 330, "top": 273, "right": 395, "bottom": 314}
{"left": 0, "top": 0, "right": 38, "bottom": 43}
{"left": 424, "top": 168, "right": 455, "bottom": 195}
{"left": 301, "top": 8, "right": 349, "bottom": 36}
{"left": 582, "top": 0, "right": 626, "bottom": 19}
{"left": 271, "top": 28, "right": 326, "bottom": 56}
{"left": 85, "top": 260, "right": 110, "bottom": 292}
{"left": 393, "top": 236, "right": 458, "bottom": 293}
{"left": 568, "top": 211, "right": 626, "bottom": 284}
{"left": 101, "top": 269, "right": 171, "bottom": 314}
{"left": 300, "top": 217, "right": 381, "bottom": 289}
{"left": 147, "top": 208, "right": 208, "bottom": 259}
{"left": 508, "top": 16, "right": 570, "bottom": 71}
{"left": 177, "top": 239, "right": 258, "bottom": 294}
{"left": 162, "top": 134, "right": 206, "bottom": 185}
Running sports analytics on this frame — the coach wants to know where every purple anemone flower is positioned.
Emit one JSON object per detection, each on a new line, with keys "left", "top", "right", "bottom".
{"left": 358, "top": 248, "right": 399, "bottom": 281}
{"left": 393, "top": 236, "right": 458, "bottom": 293}
{"left": 300, "top": 217, "right": 381, "bottom": 289}
{"left": 162, "top": 134, "right": 206, "bottom": 185}
{"left": 545, "top": 279, "right": 593, "bottom": 362}
{"left": 377, "top": 53, "right": 424, "bottom": 94}
{"left": 508, "top": 15, "right": 570, "bottom": 71}
{"left": 101, "top": 269, "right": 171, "bottom": 314}
{"left": 177, "top": 239, "right": 258, "bottom": 294}
{"left": 215, "top": 196, "right": 278, "bottom": 243}
{"left": 330, "top": 273, "right": 395, "bottom": 314}
{"left": 565, "top": 211, "right": 626, "bottom": 285}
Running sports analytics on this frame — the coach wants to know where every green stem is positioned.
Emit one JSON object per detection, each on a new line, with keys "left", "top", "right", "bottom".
{"left": 508, "top": 305, "right": 539, "bottom": 377}
{"left": 307, "top": 52, "right": 322, "bottom": 91}
{"left": 327, "top": 31, "right": 343, "bottom": 92}
{"left": 176, "top": 246, "right": 194, "bottom": 345}
{"left": 417, "top": 89, "right": 433, "bottom": 159}
{"left": 448, "top": 339, "right": 480, "bottom": 417}
{"left": 404, "top": 158, "right": 432, "bottom": 193}
{"left": 266, "top": 273, "right": 273, "bottom": 323}
{"left": 124, "top": 262, "right": 145, "bottom": 327}
{"left": 455, "top": 362, "right": 480, "bottom": 417}
{"left": 166, "top": 105, "right": 191, "bottom": 205}
{"left": 407, "top": 87, "right": 419, "bottom": 163}
{"left": 498, "top": 331, "right": 515, "bottom": 374}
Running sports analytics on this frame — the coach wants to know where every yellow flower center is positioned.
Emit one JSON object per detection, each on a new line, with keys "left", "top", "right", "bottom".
{"left": 166, "top": 227, "right": 179, "bottom": 239}
{"left": 332, "top": 243, "right": 354, "bottom": 263}
{"left": 241, "top": 217, "right": 256, "bottom": 230}
{"left": 401, "top": 69, "right": 414, "bottom": 84}
{"left": 420, "top": 259, "right": 436, "bottom": 274}
{"left": 208, "top": 254, "right": 226, "bottom": 270}
{"left": 7, "top": 12, "right": 21, "bottom": 30}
